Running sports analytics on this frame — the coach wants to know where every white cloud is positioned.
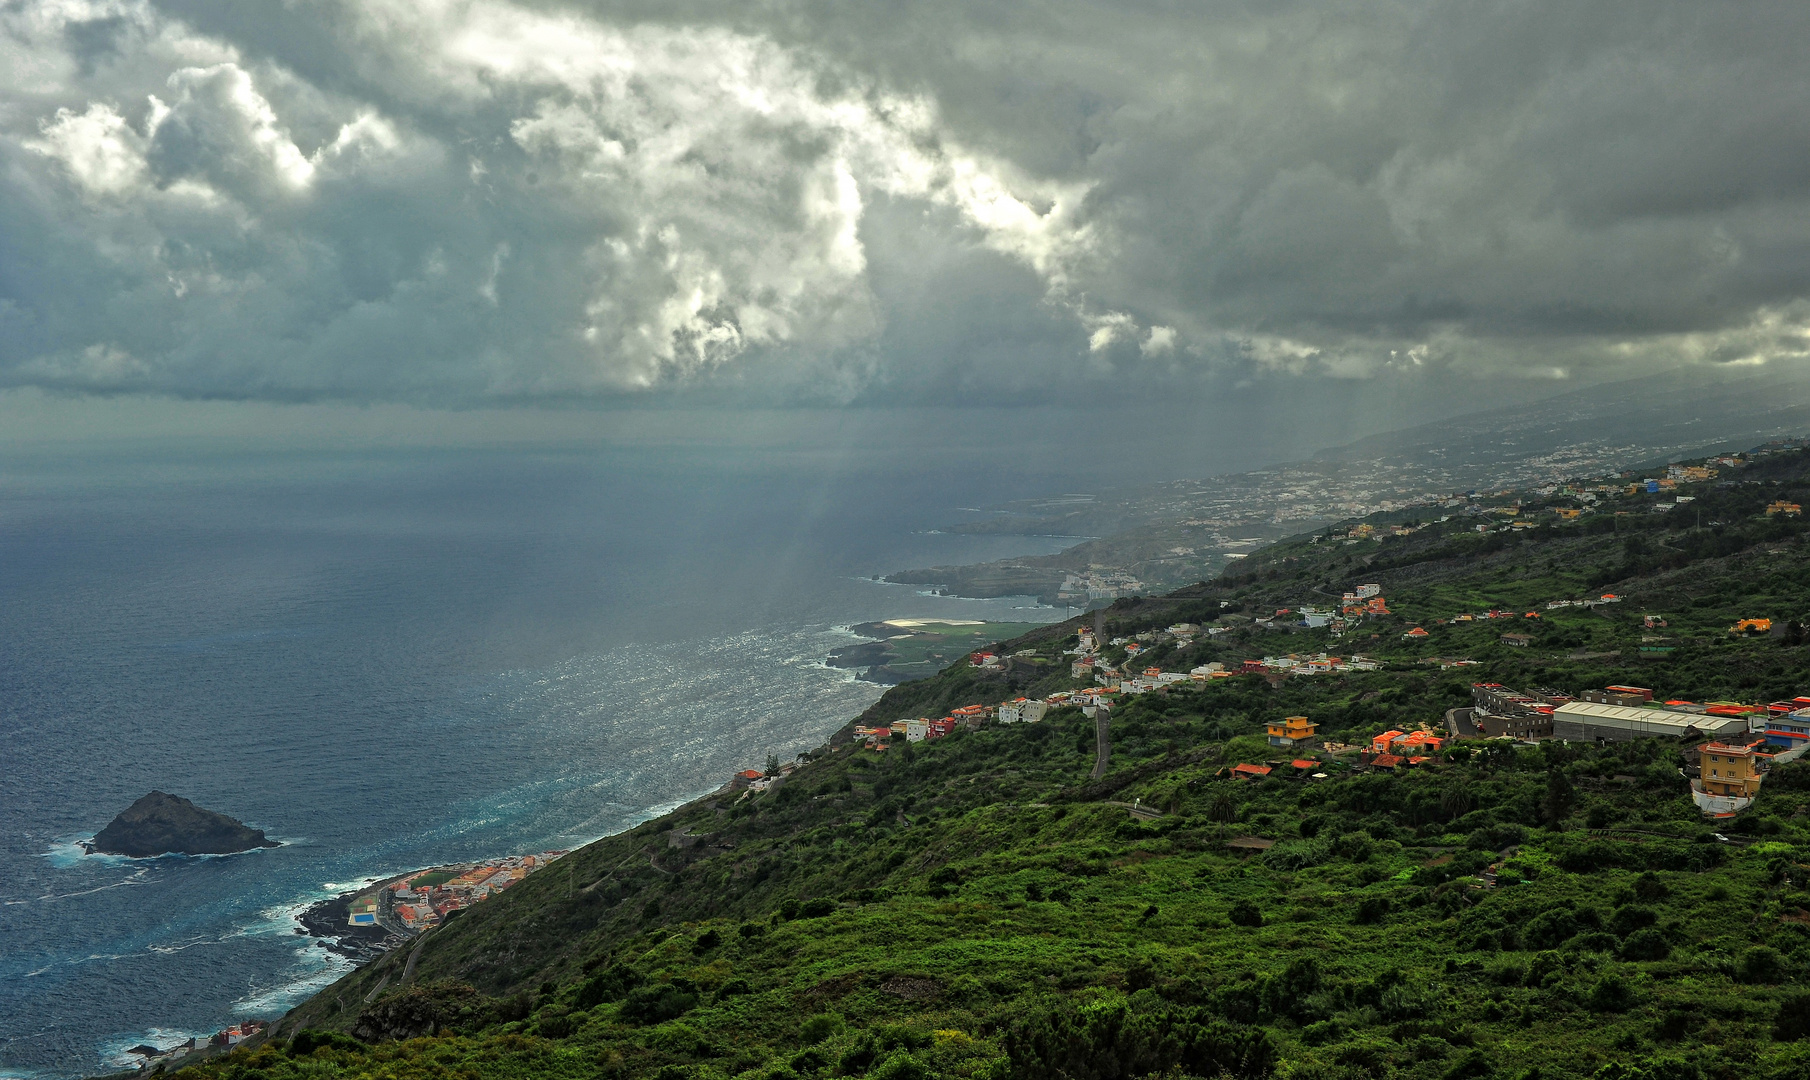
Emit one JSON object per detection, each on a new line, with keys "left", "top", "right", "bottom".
{"left": 1141, "top": 325, "right": 1177, "bottom": 356}
{"left": 5, "top": 0, "right": 1810, "bottom": 405}
{"left": 26, "top": 102, "right": 146, "bottom": 196}
{"left": 1, "top": 0, "right": 1115, "bottom": 400}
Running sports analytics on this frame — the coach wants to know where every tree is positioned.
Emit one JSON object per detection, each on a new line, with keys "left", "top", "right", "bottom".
{"left": 765, "top": 752, "right": 781, "bottom": 777}
{"left": 1543, "top": 769, "right": 1576, "bottom": 829}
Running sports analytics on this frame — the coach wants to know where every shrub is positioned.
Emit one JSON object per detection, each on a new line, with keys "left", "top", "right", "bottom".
{"left": 644, "top": 1021, "right": 712, "bottom": 1057}
{"left": 799, "top": 1013, "right": 845, "bottom": 1044}
{"left": 1443, "top": 1048, "right": 1492, "bottom": 1080}
{"left": 1263, "top": 840, "right": 1328, "bottom": 872}
{"left": 1228, "top": 899, "right": 1263, "bottom": 927}
{"left": 619, "top": 981, "right": 700, "bottom": 1025}
{"left": 352, "top": 981, "right": 491, "bottom": 1043}
{"left": 288, "top": 1030, "right": 364, "bottom": 1056}
{"left": 1619, "top": 928, "right": 1671, "bottom": 962}
{"left": 1774, "top": 990, "right": 1810, "bottom": 1041}
{"left": 1652, "top": 1009, "right": 1693, "bottom": 1042}
{"left": 1587, "top": 973, "right": 1636, "bottom": 1012}
{"left": 1522, "top": 908, "right": 1580, "bottom": 950}
{"left": 798, "top": 897, "right": 836, "bottom": 918}
{"left": 1354, "top": 897, "right": 1390, "bottom": 925}
{"left": 715, "top": 979, "right": 752, "bottom": 1001}
{"left": 577, "top": 964, "right": 640, "bottom": 1008}
{"left": 692, "top": 929, "right": 722, "bottom": 954}
{"left": 1568, "top": 932, "right": 1619, "bottom": 954}
{"left": 1332, "top": 832, "right": 1375, "bottom": 862}
{"left": 1593, "top": 1057, "right": 1701, "bottom": 1080}
{"left": 1736, "top": 946, "right": 1788, "bottom": 984}
{"left": 872, "top": 1051, "right": 932, "bottom": 1080}
{"left": 1609, "top": 905, "right": 1658, "bottom": 938}
{"left": 1002, "top": 999, "right": 1275, "bottom": 1080}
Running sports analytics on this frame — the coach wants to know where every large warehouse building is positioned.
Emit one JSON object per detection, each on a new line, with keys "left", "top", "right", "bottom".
{"left": 1552, "top": 701, "right": 1753, "bottom": 743}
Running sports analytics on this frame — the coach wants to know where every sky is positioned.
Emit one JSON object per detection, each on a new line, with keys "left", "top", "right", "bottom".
{"left": 4, "top": 1, "right": 1809, "bottom": 445}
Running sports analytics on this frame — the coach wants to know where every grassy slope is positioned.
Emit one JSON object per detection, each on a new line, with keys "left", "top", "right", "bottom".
{"left": 170, "top": 449, "right": 1810, "bottom": 1080}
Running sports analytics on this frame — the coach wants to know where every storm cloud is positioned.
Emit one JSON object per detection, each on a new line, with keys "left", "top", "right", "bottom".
{"left": 4, "top": 0, "right": 1809, "bottom": 404}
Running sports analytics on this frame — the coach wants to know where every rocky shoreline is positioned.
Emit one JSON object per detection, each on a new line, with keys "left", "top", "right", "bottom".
{"left": 295, "top": 890, "right": 402, "bottom": 963}
{"left": 825, "top": 622, "right": 914, "bottom": 684}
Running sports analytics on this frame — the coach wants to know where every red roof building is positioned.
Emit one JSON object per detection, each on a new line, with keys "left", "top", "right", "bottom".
{"left": 1232, "top": 763, "right": 1273, "bottom": 778}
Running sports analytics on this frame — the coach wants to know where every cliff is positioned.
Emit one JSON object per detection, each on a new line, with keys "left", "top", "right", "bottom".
{"left": 87, "top": 791, "right": 280, "bottom": 857}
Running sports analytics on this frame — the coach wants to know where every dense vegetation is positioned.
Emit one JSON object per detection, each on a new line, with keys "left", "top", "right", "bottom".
{"left": 166, "top": 445, "right": 1810, "bottom": 1080}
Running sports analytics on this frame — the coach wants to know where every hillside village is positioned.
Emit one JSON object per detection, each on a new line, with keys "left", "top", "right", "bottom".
{"left": 740, "top": 571, "right": 1810, "bottom": 821}
{"left": 734, "top": 442, "right": 1810, "bottom": 826}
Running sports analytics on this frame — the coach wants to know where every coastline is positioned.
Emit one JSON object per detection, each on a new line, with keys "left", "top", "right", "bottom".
{"left": 75, "top": 620, "right": 1012, "bottom": 1074}
{"left": 294, "top": 887, "right": 403, "bottom": 965}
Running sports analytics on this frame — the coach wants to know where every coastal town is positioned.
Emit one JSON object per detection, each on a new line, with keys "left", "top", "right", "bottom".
{"left": 343, "top": 851, "right": 570, "bottom": 937}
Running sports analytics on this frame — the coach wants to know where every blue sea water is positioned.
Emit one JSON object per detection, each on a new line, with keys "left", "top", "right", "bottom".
{"left": 0, "top": 445, "right": 1077, "bottom": 1079}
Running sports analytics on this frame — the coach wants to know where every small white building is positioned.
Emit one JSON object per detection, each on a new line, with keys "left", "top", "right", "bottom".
{"left": 997, "top": 700, "right": 1050, "bottom": 723}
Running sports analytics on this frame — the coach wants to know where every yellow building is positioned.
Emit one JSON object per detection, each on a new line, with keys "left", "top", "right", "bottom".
{"left": 1767, "top": 501, "right": 1802, "bottom": 517}
{"left": 1267, "top": 715, "right": 1318, "bottom": 748}
{"left": 1699, "top": 741, "right": 1767, "bottom": 799}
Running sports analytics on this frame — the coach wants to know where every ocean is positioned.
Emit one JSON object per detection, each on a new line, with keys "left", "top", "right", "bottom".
{"left": 0, "top": 443, "right": 1078, "bottom": 1079}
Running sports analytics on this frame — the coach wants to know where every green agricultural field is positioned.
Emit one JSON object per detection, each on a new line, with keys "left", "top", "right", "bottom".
{"left": 867, "top": 622, "right": 1053, "bottom": 677}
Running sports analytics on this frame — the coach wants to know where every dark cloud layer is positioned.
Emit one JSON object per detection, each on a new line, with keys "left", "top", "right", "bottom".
{"left": 3, "top": 0, "right": 1808, "bottom": 405}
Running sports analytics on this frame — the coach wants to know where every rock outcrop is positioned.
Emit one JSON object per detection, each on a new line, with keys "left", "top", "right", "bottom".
{"left": 87, "top": 791, "right": 280, "bottom": 857}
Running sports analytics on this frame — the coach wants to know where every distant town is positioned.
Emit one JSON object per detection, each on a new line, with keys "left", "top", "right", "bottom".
{"left": 891, "top": 436, "right": 1810, "bottom": 604}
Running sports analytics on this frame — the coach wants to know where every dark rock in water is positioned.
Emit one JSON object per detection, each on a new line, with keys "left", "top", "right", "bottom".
{"left": 87, "top": 791, "right": 281, "bottom": 857}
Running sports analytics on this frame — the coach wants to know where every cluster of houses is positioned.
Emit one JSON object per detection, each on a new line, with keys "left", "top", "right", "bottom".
{"left": 1255, "top": 586, "right": 1391, "bottom": 636}
{"left": 1340, "top": 522, "right": 1421, "bottom": 543}
{"left": 1056, "top": 569, "right": 1148, "bottom": 602}
{"left": 1220, "top": 714, "right": 1452, "bottom": 783}
{"left": 124, "top": 1020, "right": 270, "bottom": 1071}
{"left": 347, "top": 851, "right": 568, "bottom": 933}
{"left": 1544, "top": 593, "right": 1623, "bottom": 610}
{"left": 1465, "top": 680, "right": 1810, "bottom": 815}
{"left": 1220, "top": 674, "right": 1810, "bottom": 816}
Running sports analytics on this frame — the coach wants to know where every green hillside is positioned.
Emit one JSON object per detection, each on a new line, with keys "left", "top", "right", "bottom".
{"left": 166, "top": 445, "right": 1810, "bottom": 1080}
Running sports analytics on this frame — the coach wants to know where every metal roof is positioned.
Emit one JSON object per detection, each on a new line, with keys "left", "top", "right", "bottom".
{"left": 1552, "top": 701, "right": 1748, "bottom": 736}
